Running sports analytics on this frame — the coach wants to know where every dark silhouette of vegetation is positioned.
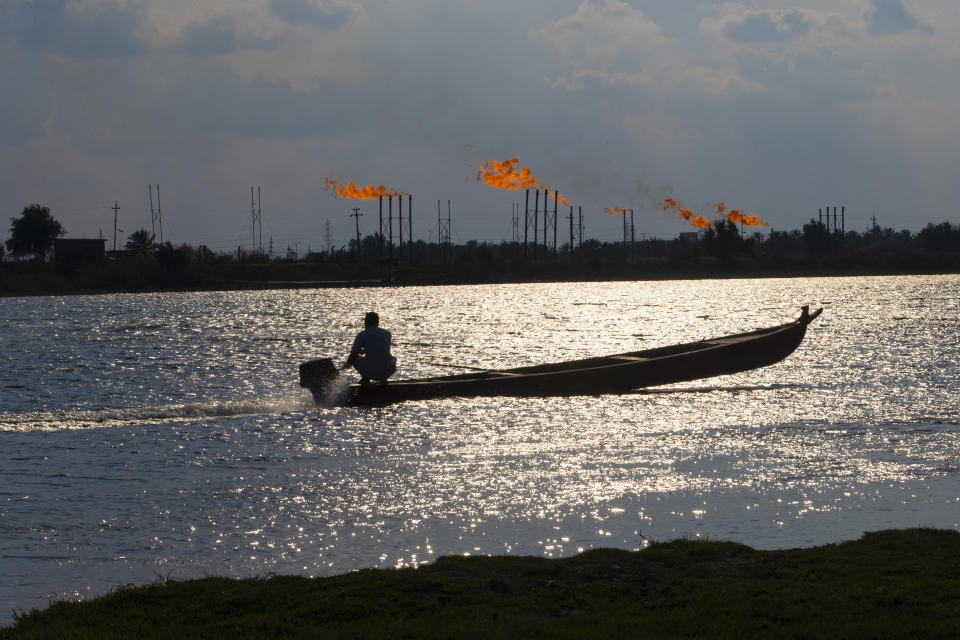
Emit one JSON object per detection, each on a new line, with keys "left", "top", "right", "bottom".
{"left": 125, "top": 228, "right": 155, "bottom": 257}
{"left": 918, "top": 221, "right": 960, "bottom": 252}
{"left": 3, "top": 201, "right": 960, "bottom": 296}
{"left": 6, "top": 204, "right": 64, "bottom": 262}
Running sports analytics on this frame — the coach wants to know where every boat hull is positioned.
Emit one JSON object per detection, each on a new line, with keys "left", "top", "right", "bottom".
{"left": 301, "top": 306, "right": 822, "bottom": 406}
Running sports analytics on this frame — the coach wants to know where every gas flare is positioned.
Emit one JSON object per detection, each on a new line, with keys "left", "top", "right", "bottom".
{"left": 324, "top": 179, "right": 402, "bottom": 200}
{"left": 663, "top": 197, "right": 769, "bottom": 229}
{"left": 662, "top": 198, "right": 711, "bottom": 228}
{"left": 476, "top": 158, "right": 538, "bottom": 191}
{"left": 477, "top": 157, "right": 573, "bottom": 206}
{"left": 604, "top": 207, "right": 628, "bottom": 215}
{"left": 725, "top": 209, "right": 768, "bottom": 228}
{"left": 714, "top": 202, "right": 768, "bottom": 227}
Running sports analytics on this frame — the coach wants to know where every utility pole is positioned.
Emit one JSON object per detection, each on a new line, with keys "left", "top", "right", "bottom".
{"left": 112, "top": 201, "right": 119, "bottom": 251}
{"left": 351, "top": 207, "right": 363, "bottom": 257}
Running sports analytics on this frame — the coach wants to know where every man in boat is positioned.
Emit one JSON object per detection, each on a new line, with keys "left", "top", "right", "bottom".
{"left": 343, "top": 311, "right": 397, "bottom": 385}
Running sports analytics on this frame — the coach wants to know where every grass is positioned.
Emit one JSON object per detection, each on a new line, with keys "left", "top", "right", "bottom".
{"left": 4, "top": 528, "right": 960, "bottom": 639}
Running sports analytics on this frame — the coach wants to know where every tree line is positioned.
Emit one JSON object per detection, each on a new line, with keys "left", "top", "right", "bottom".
{"left": 5, "top": 202, "right": 960, "bottom": 269}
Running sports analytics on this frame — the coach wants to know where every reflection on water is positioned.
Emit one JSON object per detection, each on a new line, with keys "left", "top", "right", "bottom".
{"left": 1, "top": 276, "right": 959, "bottom": 618}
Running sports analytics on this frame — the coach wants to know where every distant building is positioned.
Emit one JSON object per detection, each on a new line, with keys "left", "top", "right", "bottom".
{"left": 55, "top": 238, "right": 106, "bottom": 265}
{"left": 678, "top": 231, "right": 702, "bottom": 243}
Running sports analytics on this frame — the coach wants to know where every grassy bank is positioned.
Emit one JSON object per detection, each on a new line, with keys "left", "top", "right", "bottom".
{"left": 4, "top": 528, "right": 960, "bottom": 638}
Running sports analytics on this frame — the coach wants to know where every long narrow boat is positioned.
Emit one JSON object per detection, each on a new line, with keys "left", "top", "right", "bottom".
{"left": 300, "top": 306, "right": 822, "bottom": 406}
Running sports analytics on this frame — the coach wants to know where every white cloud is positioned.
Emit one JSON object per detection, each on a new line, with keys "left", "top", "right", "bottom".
{"left": 533, "top": 0, "right": 763, "bottom": 94}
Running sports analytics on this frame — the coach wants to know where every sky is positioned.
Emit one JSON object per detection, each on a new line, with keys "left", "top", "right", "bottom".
{"left": 1, "top": 0, "right": 958, "bottom": 254}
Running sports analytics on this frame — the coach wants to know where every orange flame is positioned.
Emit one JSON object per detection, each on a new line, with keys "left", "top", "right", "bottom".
{"left": 664, "top": 197, "right": 770, "bottom": 229}
{"left": 477, "top": 158, "right": 538, "bottom": 190}
{"left": 725, "top": 209, "right": 768, "bottom": 228}
{"left": 477, "top": 157, "right": 573, "bottom": 206}
{"left": 324, "top": 179, "right": 402, "bottom": 200}
{"left": 604, "top": 207, "right": 628, "bottom": 215}
{"left": 712, "top": 202, "right": 768, "bottom": 227}
{"left": 662, "top": 197, "right": 711, "bottom": 228}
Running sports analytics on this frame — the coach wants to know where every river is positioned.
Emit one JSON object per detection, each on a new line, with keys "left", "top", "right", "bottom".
{"left": 2, "top": 275, "right": 959, "bottom": 619}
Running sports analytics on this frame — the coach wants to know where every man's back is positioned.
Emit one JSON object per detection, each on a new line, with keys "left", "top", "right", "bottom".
{"left": 352, "top": 326, "right": 392, "bottom": 364}
{"left": 345, "top": 312, "right": 397, "bottom": 383}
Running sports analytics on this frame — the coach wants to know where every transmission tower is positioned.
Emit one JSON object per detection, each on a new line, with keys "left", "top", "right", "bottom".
{"left": 438, "top": 199, "right": 451, "bottom": 258}
{"left": 543, "top": 190, "right": 558, "bottom": 258}
{"left": 251, "top": 187, "right": 263, "bottom": 254}
{"left": 148, "top": 185, "right": 163, "bottom": 243}
{"left": 524, "top": 190, "right": 540, "bottom": 260}
{"left": 512, "top": 203, "right": 520, "bottom": 244}
{"left": 324, "top": 217, "right": 334, "bottom": 255}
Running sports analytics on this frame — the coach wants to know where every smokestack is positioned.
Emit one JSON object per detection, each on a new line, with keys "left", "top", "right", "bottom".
{"left": 553, "top": 190, "right": 558, "bottom": 258}
{"left": 524, "top": 189, "right": 530, "bottom": 259}
{"left": 533, "top": 190, "right": 540, "bottom": 260}
{"left": 578, "top": 206, "right": 583, "bottom": 256}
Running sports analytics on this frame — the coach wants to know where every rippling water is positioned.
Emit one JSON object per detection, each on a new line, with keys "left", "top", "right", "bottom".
{"left": 2, "top": 275, "right": 959, "bottom": 619}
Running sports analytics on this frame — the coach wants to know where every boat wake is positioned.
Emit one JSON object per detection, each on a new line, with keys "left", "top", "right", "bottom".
{"left": 633, "top": 382, "right": 812, "bottom": 395}
{"left": 0, "top": 391, "right": 318, "bottom": 432}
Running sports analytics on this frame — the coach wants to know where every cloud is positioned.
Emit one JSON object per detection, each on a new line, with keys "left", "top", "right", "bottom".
{"left": 865, "top": 0, "right": 933, "bottom": 37}
{"left": 269, "top": 0, "right": 353, "bottom": 30}
{"left": 722, "top": 10, "right": 812, "bottom": 42}
{"left": 533, "top": 0, "right": 762, "bottom": 94}
{"left": 173, "top": 15, "right": 278, "bottom": 56}
{"left": 1, "top": 0, "right": 150, "bottom": 58}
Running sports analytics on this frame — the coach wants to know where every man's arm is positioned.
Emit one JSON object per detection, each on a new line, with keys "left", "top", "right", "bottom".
{"left": 343, "top": 332, "right": 365, "bottom": 369}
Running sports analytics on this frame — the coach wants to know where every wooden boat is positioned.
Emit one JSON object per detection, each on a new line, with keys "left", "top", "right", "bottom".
{"left": 300, "top": 306, "right": 823, "bottom": 406}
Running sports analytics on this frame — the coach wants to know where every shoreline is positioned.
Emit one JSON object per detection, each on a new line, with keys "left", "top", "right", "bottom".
{"left": 3, "top": 259, "right": 958, "bottom": 298}
{"left": 4, "top": 528, "right": 959, "bottom": 638}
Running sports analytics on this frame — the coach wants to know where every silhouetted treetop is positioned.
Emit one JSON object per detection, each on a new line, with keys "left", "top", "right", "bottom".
{"left": 7, "top": 204, "right": 64, "bottom": 262}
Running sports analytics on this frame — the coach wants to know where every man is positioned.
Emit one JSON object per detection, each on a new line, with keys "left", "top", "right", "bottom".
{"left": 343, "top": 311, "right": 397, "bottom": 385}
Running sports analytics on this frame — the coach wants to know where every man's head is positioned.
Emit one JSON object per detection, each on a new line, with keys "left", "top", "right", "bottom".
{"left": 364, "top": 312, "right": 379, "bottom": 328}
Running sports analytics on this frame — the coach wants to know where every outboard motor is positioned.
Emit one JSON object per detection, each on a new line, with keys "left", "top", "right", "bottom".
{"left": 299, "top": 357, "right": 340, "bottom": 403}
